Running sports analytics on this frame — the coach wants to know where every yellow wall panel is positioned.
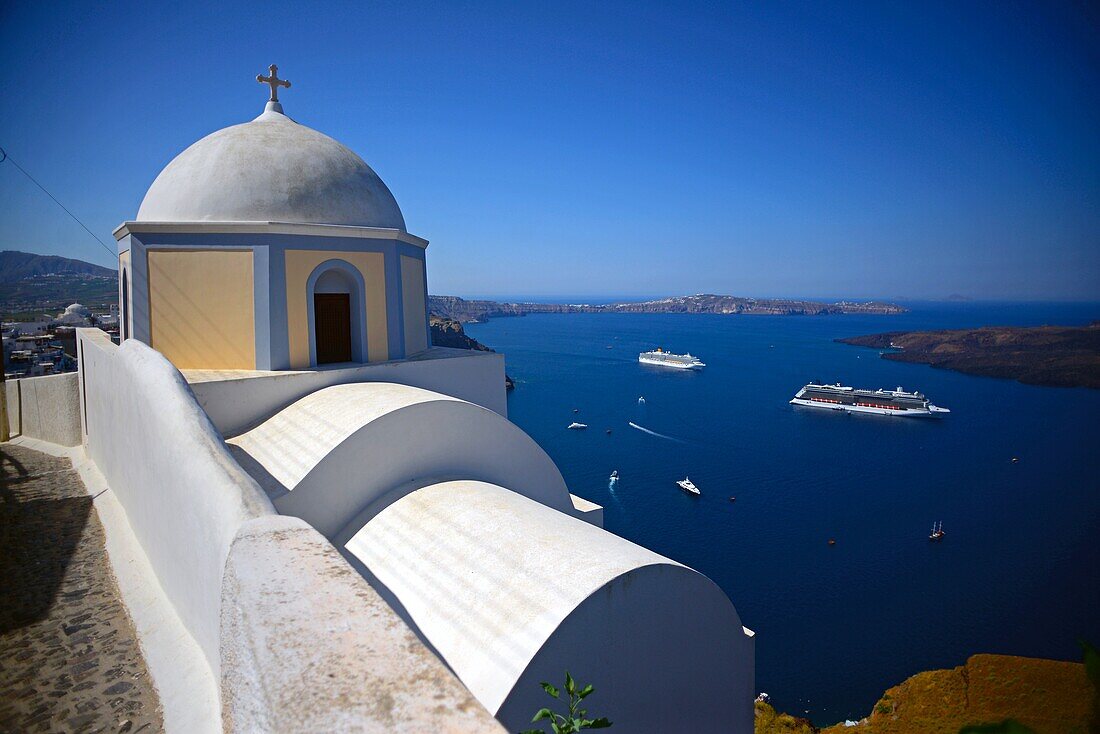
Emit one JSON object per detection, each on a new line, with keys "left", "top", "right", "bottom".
{"left": 285, "top": 250, "right": 388, "bottom": 368}
{"left": 147, "top": 249, "right": 255, "bottom": 369}
{"left": 401, "top": 255, "right": 428, "bottom": 355}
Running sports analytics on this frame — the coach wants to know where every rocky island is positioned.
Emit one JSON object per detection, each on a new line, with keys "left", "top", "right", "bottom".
{"left": 839, "top": 324, "right": 1100, "bottom": 389}
{"left": 428, "top": 314, "right": 492, "bottom": 351}
{"left": 430, "top": 294, "right": 906, "bottom": 323}
{"left": 429, "top": 314, "right": 514, "bottom": 389}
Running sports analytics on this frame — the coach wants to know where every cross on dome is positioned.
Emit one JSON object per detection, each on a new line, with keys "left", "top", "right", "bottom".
{"left": 257, "top": 64, "right": 291, "bottom": 103}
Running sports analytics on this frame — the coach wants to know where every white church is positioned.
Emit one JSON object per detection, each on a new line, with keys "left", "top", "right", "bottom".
{"left": 19, "top": 67, "right": 755, "bottom": 732}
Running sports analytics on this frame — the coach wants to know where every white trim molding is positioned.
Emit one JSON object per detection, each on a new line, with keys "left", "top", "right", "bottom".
{"left": 114, "top": 221, "right": 429, "bottom": 249}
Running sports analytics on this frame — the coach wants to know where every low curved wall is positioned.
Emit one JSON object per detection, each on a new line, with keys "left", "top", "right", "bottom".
{"left": 188, "top": 347, "right": 506, "bottom": 437}
{"left": 75, "top": 330, "right": 508, "bottom": 730}
{"left": 4, "top": 372, "right": 81, "bottom": 446}
{"left": 77, "top": 330, "right": 506, "bottom": 731}
{"left": 226, "top": 382, "right": 576, "bottom": 538}
{"left": 77, "top": 329, "right": 275, "bottom": 674}
{"left": 497, "top": 564, "right": 755, "bottom": 733}
{"left": 343, "top": 480, "right": 755, "bottom": 733}
{"left": 221, "top": 515, "right": 504, "bottom": 733}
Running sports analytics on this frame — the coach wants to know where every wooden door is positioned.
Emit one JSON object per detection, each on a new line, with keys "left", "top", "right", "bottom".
{"left": 314, "top": 293, "right": 352, "bottom": 364}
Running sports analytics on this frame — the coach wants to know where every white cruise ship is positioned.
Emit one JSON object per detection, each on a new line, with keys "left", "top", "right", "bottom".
{"left": 790, "top": 382, "right": 950, "bottom": 417}
{"left": 638, "top": 348, "right": 705, "bottom": 370}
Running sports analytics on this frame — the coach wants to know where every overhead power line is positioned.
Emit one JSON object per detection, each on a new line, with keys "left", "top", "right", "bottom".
{"left": 0, "top": 146, "right": 116, "bottom": 260}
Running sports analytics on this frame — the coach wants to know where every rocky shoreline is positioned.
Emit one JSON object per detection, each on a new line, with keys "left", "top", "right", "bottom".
{"left": 428, "top": 314, "right": 514, "bottom": 390}
{"left": 430, "top": 294, "right": 907, "bottom": 323}
{"left": 839, "top": 323, "right": 1100, "bottom": 389}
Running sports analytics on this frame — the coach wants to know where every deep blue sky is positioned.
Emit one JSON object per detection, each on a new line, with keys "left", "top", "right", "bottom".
{"left": 1, "top": 1, "right": 1097, "bottom": 300}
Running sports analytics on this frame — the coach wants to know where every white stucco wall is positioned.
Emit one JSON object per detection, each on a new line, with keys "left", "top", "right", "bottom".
{"left": 221, "top": 514, "right": 505, "bottom": 733}
{"left": 76, "top": 328, "right": 505, "bottom": 731}
{"left": 186, "top": 346, "right": 506, "bottom": 437}
{"left": 225, "top": 382, "right": 578, "bottom": 539}
{"left": 77, "top": 329, "right": 275, "bottom": 675}
{"left": 344, "top": 480, "right": 755, "bottom": 734}
{"left": 4, "top": 372, "right": 82, "bottom": 446}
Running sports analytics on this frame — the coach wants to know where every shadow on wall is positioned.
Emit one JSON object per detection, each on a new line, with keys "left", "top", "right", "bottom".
{"left": 148, "top": 251, "right": 255, "bottom": 369}
{"left": 0, "top": 447, "right": 92, "bottom": 634}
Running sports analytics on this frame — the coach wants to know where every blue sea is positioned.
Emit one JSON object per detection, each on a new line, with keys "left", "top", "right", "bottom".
{"left": 466, "top": 302, "right": 1100, "bottom": 725}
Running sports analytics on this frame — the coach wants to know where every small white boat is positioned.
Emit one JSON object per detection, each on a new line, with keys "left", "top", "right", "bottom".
{"left": 638, "top": 397, "right": 646, "bottom": 404}
{"left": 610, "top": 470, "right": 619, "bottom": 481}
{"left": 567, "top": 422, "right": 588, "bottom": 430}
{"left": 676, "top": 476, "right": 700, "bottom": 495}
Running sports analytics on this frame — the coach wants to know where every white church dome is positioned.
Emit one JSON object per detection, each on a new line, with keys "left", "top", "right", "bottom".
{"left": 136, "top": 107, "right": 405, "bottom": 230}
{"left": 57, "top": 303, "right": 91, "bottom": 324}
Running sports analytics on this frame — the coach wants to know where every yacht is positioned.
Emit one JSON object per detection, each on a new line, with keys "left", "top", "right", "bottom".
{"left": 676, "top": 477, "right": 701, "bottom": 496}
{"left": 567, "top": 422, "right": 588, "bottom": 430}
{"left": 929, "top": 521, "right": 945, "bottom": 542}
{"left": 639, "top": 348, "right": 705, "bottom": 370}
{"left": 610, "top": 470, "right": 619, "bottom": 481}
{"left": 790, "top": 382, "right": 949, "bottom": 417}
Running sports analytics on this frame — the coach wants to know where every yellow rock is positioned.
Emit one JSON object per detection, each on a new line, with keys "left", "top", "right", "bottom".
{"left": 817, "top": 654, "right": 1093, "bottom": 734}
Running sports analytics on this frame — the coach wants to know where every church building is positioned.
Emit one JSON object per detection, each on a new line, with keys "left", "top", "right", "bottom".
{"left": 115, "top": 66, "right": 429, "bottom": 370}
{"left": 69, "top": 66, "right": 755, "bottom": 732}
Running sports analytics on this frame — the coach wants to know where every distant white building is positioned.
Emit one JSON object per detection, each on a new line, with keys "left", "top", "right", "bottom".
{"left": 55, "top": 303, "right": 91, "bottom": 325}
{"left": 66, "top": 67, "right": 754, "bottom": 732}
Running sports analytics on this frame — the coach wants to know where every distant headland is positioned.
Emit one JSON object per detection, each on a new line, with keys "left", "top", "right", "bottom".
{"left": 429, "top": 294, "right": 907, "bottom": 323}
{"left": 839, "top": 324, "right": 1100, "bottom": 389}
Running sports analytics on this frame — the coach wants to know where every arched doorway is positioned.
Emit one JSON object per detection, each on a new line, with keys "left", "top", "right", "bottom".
{"left": 307, "top": 261, "right": 366, "bottom": 365}
{"left": 314, "top": 291, "right": 351, "bottom": 364}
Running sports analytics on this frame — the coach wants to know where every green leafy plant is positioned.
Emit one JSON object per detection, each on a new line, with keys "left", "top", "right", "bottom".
{"left": 1080, "top": 640, "right": 1099, "bottom": 689}
{"left": 520, "top": 672, "right": 612, "bottom": 734}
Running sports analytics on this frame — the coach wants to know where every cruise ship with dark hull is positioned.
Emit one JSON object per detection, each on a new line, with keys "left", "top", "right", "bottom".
{"left": 790, "top": 382, "right": 950, "bottom": 417}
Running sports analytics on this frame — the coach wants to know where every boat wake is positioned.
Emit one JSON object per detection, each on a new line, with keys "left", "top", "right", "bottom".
{"left": 627, "top": 421, "right": 687, "bottom": 444}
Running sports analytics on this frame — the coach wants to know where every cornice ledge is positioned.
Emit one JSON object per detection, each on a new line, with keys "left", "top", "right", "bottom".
{"left": 113, "top": 221, "right": 429, "bottom": 248}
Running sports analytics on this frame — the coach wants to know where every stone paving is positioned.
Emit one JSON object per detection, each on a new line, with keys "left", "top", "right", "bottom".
{"left": 0, "top": 444, "right": 163, "bottom": 733}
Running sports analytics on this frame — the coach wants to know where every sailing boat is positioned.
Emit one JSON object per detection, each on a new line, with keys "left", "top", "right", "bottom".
{"left": 928, "top": 521, "right": 945, "bottom": 541}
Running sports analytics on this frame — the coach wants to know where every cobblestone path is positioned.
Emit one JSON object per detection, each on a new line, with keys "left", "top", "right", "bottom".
{"left": 0, "top": 444, "right": 163, "bottom": 733}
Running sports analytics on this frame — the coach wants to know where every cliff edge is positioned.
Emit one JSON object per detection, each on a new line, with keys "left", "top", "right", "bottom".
{"left": 812, "top": 654, "right": 1093, "bottom": 734}
{"left": 429, "top": 315, "right": 514, "bottom": 390}
{"left": 431, "top": 294, "right": 907, "bottom": 323}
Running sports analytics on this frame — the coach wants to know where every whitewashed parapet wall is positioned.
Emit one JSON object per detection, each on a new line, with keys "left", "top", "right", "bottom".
{"left": 4, "top": 372, "right": 82, "bottom": 446}
{"left": 224, "top": 379, "right": 754, "bottom": 733}
{"left": 186, "top": 346, "right": 506, "bottom": 437}
{"left": 77, "top": 329, "right": 273, "bottom": 669}
{"left": 75, "top": 329, "right": 504, "bottom": 733}
{"left": 347, "top": 480, "right": 757, "bottom": 733}
{"left": 225, "top": 381, "right": 582, "bottom": 536}
{"left": 222, "top": 514, "right": 503, "bottom": 733}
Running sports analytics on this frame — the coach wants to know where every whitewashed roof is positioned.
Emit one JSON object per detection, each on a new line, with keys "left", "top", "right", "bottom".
{"left": 136, "top": 106, "right": 405, "bottom": 230}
